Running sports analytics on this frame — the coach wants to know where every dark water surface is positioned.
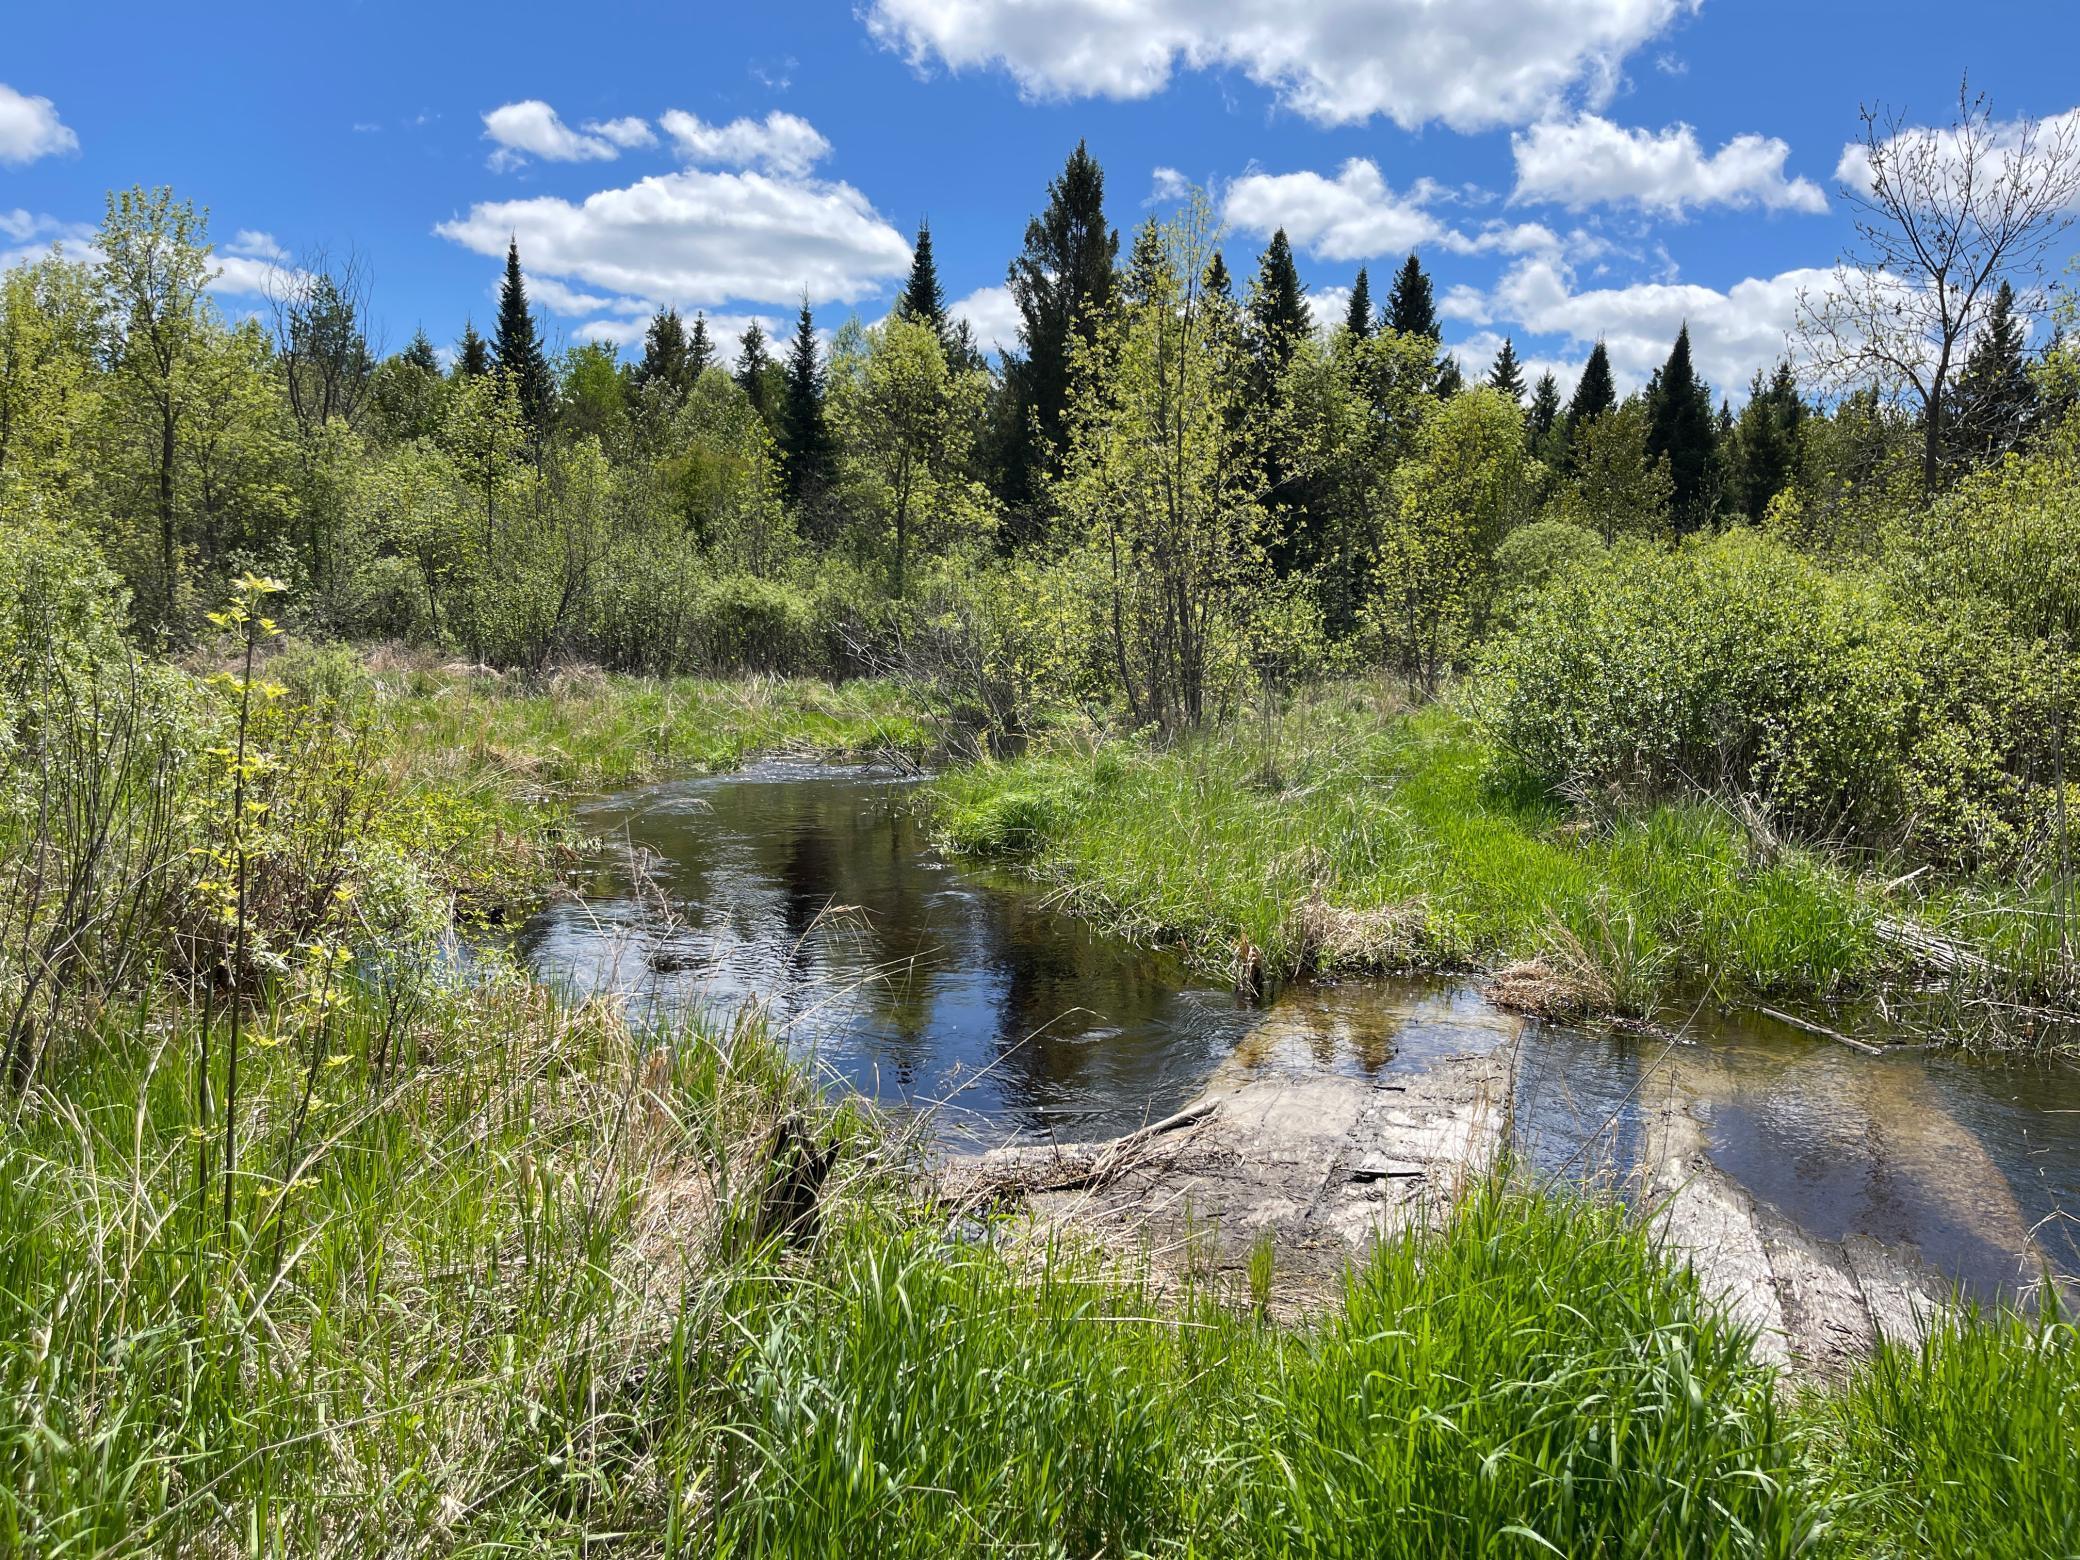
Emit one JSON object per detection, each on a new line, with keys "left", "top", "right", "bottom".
{"left": 523, "top": 761, "right": 2080, "bottom": 1299}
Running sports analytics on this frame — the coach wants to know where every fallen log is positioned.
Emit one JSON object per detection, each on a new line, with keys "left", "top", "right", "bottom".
{"left": 1757, "top": 1005, "right": 1884, "bottom": 1057}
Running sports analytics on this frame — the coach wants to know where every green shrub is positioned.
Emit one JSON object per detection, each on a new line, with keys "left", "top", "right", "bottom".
{"left": 1490, "top": 517, "right": 1603, "bottom": 627}
{"left": 1481, "top": 530, "right": 1916, "bottom": 841}
{"left": 689, "top": 572, "right": 817, "bottom": 675}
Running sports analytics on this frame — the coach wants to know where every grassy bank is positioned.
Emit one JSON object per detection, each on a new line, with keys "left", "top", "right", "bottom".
{"left": 933, "top": 685, "right": 2039, "bottom": 1025}
{"left": 4, "top": 970, "right": 2076, "bottom": 1554}
{"left": 272, "top": 650, "right": 934, "bottom": 919}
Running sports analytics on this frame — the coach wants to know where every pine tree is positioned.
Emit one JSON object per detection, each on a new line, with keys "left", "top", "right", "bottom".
{"left": 1433, "top": 355, "right": 1464, "bottom": 398}
{"left": 1645, "top": 324, "right": 1718, "bottom": 530}
{"left": 900, "top": 220, "right": 951, "bottom": 348}
{"left": 1566, "top": 342, "right": 1617, "bottom": 432}
{"left": 1124, "top": 218, "right": 1167, "bottom": 307}
{"left": 1203, "top": 250, "right": 1233, "bottom": 305}
{"left": 687, "top": 311, "right": 714, "bottom": 380}
{"left": 493, "top": 238, "right": 553, "bottom": 432}
{"left": 1951, "top": 279, "right": 2038, "bottom": 462}
{"left": 454, "top": 320, "right": 490, "bottom": 379}
{"left": 1386, "top": 253, "right": 1438, "bottom": 340}
{"left": 999, "top": 139, "right": 1119, "bottom": 523}
{"left": 780, "top": 298, "right": 835, "bottom": 506}
{"left": 1487, "top": 337, "right": 1527, "bottom": 404}
{"left": 1344, "top": 267, "right": 1374, "bottom": 339}
{"left": 402, "top": 328, "right": 440, "bottom": 375}
{"left": 635, "top": 306, "right": 690, "bottom": 399}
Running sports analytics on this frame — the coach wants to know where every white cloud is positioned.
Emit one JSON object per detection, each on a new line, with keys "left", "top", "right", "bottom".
{"left": 1222, "top": 158, "right": 1563, "bottom": 261}
{"left": 522, "top": 274, "right": 643, "bottom": 315}
{"left": 584, "top": 115, "right": 656, "bottom": 150}
{"left": 1445, "top": 329, "right": 1582, "bottom": 397}
{"left": 1310, "top": 283, "right": 1353, "bottom": 335}
{"left": 659, "top": 110, "right": 830, "bottom": 176}
{"left": 226, "top": 229, "right": 289, "bottom": 261}
{"left": 1459, "top": 255, "right": 1831, "bottom": 394}
{"left": 865, "top": 0, "right": 1695, "bottom": 130}
{"left": 436, "top": 167, "right": 912, "bottom": 309}
{"left": 1512, "top": 115, "right": 1827, "bottom": 215}
{"left": 1148, "top": 166, "right": 1192, "bottom": 205}
{"left": 482, "top": 100, "right": 625, "bottom": 170}
{"left": 1835, "top": 106, "right": 2080, "bottom": 210}
{"left": 0, "top": 85, "right": 78, "bottom": 166}
{"left": 949, "top": 284, "right": 1022, "bottom": 351}
{"left": 209, "top": 254, "right": 306, "bottom": 299}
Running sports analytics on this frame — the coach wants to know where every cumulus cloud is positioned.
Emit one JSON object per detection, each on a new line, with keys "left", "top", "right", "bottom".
{"left": 482, "top": 100, "right": 628, "bottom": 170}
{"left": 210, "top": 254, "right": 306, "bottom": 299}
{"left": 585, "top": 115, "right": 656, "bottom": 150}
{"left": 1835, "top": 105, "right": 2080, "bottom": 210}
{"left": 226, "top": 229, "right": 289, "bottom": 261}
{"left": 864, "top": 0, "right": 1694, "bottom": 130}
{"left": 1511, "top": 115, "right": 1827, "bottom": 215}
{"left": 0, "top": 85, "right": 78, "bottom": 166}
{"left": 1222, "top": 159, "right": 1564, "bottom": 261}
{"left": 523, "top": 274, "right": 645, "bottom": 316}
{"left": 949, "top": 284, "right": 1022, "bottom": 352}
{"left": 1455, "top": 255, "right": 1829, "bottom": 395}
{"left": 435, "top": 167, "right": 912, "bottom": 309}
{"left": 659, "top": 110, "right": 830, "bottom": 176}
{"left": 574, "top": 310, "right": 780, "bottom": 352}
{"left": 1148, "top": 166, "right": 1193, "bottom": 205}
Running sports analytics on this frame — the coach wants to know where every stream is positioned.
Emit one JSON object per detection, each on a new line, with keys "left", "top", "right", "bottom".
{"left": 521, "top": 759, "right": 2080, "bottom": 1303}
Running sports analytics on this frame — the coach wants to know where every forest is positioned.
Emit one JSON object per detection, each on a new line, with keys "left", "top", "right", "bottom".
{"left": 1, "top": 77, "right": 2079, "bottom": 1556}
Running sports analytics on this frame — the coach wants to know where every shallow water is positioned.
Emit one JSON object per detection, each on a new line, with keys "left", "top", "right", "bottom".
{"left": 522, "top": 760, "right": 2080, "bottom": 1300}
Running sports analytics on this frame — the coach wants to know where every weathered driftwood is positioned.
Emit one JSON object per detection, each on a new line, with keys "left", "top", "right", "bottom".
{"left": 949, "top": 1097, "right": 1220, "bottom": 1202}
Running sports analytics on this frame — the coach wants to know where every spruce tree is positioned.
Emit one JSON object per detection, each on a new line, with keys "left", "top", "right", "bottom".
{"left": 780, "top": 298, "right": 835, "bottom": 506}
{"left": 493, "top": 238, "right": 553, "bottom": 432}
{"left": 1124, "top": 218, "right": 1167, "bottom": 307}
{"left": 1645, "top": 324, "right": 1718, "bottom": 530}
{"left": 635, "top": 307, "right": 690, "bottom": 399}
{"left": 1528, "top": 372, "right": 1560, "bottom": 440}
{"left": 900, "top": 220, "right": 951, "bottom": 348}
{"left": 687, "top": 311, "right": 714, "bottom": 380}
{"left": 454, "top": 320, "right": 490, "bottom": 379}
{"left": 1566, "top": 342, "right": 1617, "bottom": 431}
{"left": 1386, "top": 253, "right": 1438, "bottom": 340}
{"left": 402, "top": 328, "right": 440, "bottom": 375}
{"left": 1248, "top": 229, "right": 1309, "bottom": 370}
{"left": 999, "top": 139, "right": 1118, "bottom": 524}
{"left": 1952, "top": 279, "right": 2038, "bottom": 462}
{"left": 1203, "top": 250, "right": 1233, "bottom": 304}
{"left": 1728, "top": 361, "right": 1806, "bottom": 522}
{"left": 1344, "top": 267, "right": 1374, "bottom": 339}
{"left": 736, "top": 322, "right": 780, "bottom": 432}
{"left": 1487, "top": 336, "right": 1527, "bottom": 404}
{"left": 1433, "top": 355, "right": 1464, "bottom": 398}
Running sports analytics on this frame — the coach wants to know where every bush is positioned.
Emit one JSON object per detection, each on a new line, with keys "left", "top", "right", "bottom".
{"left": 689, "top": 573, "right": 817, "bottom": 675}
{"left": 1490, "top": 518, "right": 1602, "bottom": 628}
{"left": 1481, "top": 530, "right": 1916, "bottom": 839}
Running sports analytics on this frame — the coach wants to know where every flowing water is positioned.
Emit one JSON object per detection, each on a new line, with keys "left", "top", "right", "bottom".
{"left": 522, "top": 760, "right": 2080, "bottom": 1301}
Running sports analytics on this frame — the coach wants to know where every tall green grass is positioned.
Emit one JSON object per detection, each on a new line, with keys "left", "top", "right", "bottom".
{"left": 934, "top": 687, "right": 1882, "bottom": 1013}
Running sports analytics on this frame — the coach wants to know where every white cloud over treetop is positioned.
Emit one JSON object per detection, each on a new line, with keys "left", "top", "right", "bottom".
{"left": 864, "top": 0, "right": 1695, "bottom": 130}
{"left": 1222, "top": 159, "right": 1565, "bottom": 261}
{"left": 1512, "top": 115, "right": 1827, "bottom": 215}
{"left": 436, "top": 168, "right": 912, "bottom": 310}
{"left": 0, "top": 85, "right": 78, "bottom": 166}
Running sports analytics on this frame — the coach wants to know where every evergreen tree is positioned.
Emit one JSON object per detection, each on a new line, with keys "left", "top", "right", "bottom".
{"left": 780, "top": 298, "right": 835, "bottom": 506}
{"left": 1527, "top": 371, "right": 1561, "bottom": 446}
{"left": 1124, "top": 218, "right": 1167, "bottom": 307}
{"left": 736, "top": 322, "right": 781, "bottom": 432}
{"left": 493, "top": 238, "right": 553, "bottom": 432}
{"left": 1951, "top": 279, "right": 2038, "bottom": 462}
{"left": 1203, "top": 250, "right": 1233, "bottom": 305}
{"left": 899, "top": 220, "right": 951, "bottom": 348}
{"left": 999, "top": 139, "right": 1119, "bottom": 525}
{"left": 1728, "top": 361, "right": 1806, "bottom": 523}
{"left": 1645, "top": 324, "right": 1718, "bottom": 530}
{"left": 1386, "top": 253, "right": 1438, "bottom": 340}
{"left": 635, "top": 306, "right": 691, "bottom": 399}
{"left": 1344, "top": 266, "right": 1374, "bottom": 339}
{"left": 1565, "top": 342, "right": 1617, "bottom": 438}
{"left": 1248, "top": 229, "right": 1308, "bottom": 369}
{"left": 687, "top": 311, "right": 714, "bottom": 379}
{"left": 1487, "top": 336, "right": 1527, "bottom": 404}
{"left": 402, "top": 328, "right": 440, "bottom": 375}
{"left": 1433, "top": 355, "right": 1464, "bottom": 398}
{"left": 454, "top": 320, "right": 490, "bottom": 379}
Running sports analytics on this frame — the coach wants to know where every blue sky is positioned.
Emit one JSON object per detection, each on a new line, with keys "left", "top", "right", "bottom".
{"left": 5, "top": 0, "right": 2077, "bottom": 399}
